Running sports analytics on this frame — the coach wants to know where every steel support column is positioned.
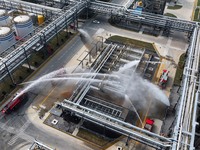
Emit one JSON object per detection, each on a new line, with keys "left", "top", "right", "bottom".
{"left": 4, "top": 63, "right": 15, "bottom": 85}
{"left": 23, "top": 47, "right": 31, "bottom": 70}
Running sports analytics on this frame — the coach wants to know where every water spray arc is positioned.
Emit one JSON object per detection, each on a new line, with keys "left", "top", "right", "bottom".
{"left": 125, "top": 94, "right": 143, "bottom": 126}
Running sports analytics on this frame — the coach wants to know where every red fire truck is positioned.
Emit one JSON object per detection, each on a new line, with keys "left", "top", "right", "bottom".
{"left": 144, "top": 118, "right": 154, "bottom": 131}
{"left": 158, "top": 70, "right": 169, "bottom": 89}
{"left": 1, "top": 93, "right": 28, "bottom": 114}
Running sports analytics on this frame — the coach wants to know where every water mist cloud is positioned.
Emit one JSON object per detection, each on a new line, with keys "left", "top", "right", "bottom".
{"left": 114, "top": 60, "right": 170, "bottom": 108}
{"left": 123, "top": 73, "right": 170, "bottom": 107}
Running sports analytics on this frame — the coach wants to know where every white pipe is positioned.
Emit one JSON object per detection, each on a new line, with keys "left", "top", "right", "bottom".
{"left": 4, "top": 0, "right": 62, "bottom": 12}
{"left": 172, "top": 25, "right": 198, "bottom": 149}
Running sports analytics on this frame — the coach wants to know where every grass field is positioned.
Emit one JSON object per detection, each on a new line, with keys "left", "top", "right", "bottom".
{"left": 194, "top": 8, "right": 200, "bottom": 21}
{"left": 164, "top": 13, "right": 177, "bottom": 18}
{"left": 174, "top": 53, "right": 185, "bottom": 86}
{"left": 108, "top": 35, "right": 155, "bottom": 50}
{"left": 198, "top": 0, "right": 200, "bottom": 6}
{"left": 77, "top": 128, "right": 110, "bottom": 146}
{"left": 167, "top": 5, "right": 182, "bottom": 10}
{"left": 0, "top": 30, "right": 76, "bottom": 105}
{"left": 0, "top": 66, "right": 33, "bottom": 105}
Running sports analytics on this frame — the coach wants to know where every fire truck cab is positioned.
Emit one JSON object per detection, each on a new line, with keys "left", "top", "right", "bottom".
{"left": 144, "top": 118, "right": 154, "bottom": 131}
{"left": 1, "top": 93, "right": 28, "bottom": 114}
{"left": 158, "top": 70, "right": 169, "bottom": 89}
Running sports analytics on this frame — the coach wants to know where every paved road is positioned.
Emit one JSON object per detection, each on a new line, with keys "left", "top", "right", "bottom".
{"left": 0, "top": 22, "right": 97, "bottom": 150}
{"left": 31, "top": 35, "right": 84, "bottom": 80}
{"left": 164, "top": 0, "right": 195, "bottom": 20}
{"left": 84, "top": 15, "right": 187, "bottom": 150}
{"left": 0, "top": 11, "right": 188, "bottom": 150}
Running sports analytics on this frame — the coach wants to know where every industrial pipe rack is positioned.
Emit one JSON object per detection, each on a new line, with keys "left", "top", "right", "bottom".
{"left": 0, "top": 0, "right": 199, "bottom": 149}
{"left": 29, "top": 140, "right": 56, "bottom": 150}
{"left": 57, "top": 43, "right": 172, "bottom": 149}
{"left": 71, "top": 44, "right": 118, "bottom": 104}
{"left": 58, "top": 27, "right": 200, "bottom": 149}
{"left": 0, "top": 0, "right": 87, "bottom": 81}
{"left": 90, "top": 1, "right": 196, "bottom": 32}
{"left": 171, "top": 24, "right": 200, "bottom": 150}
{"left": 0, "top": 0, "right": 62, "bottom": 15}
{"left": 60, "top": 100, "right": 172, "bottom": 149}
{"left": 0, "top": 0, "right": 196, "bottom": 82}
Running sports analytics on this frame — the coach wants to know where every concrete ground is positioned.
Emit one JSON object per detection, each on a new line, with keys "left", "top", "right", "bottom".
{"left": 41, "top": 15, "right": 188, "bottom": 150}
{"left": 165, "top": 0, "right": 196, "bottom": 20}
{"left": 0, "top": 34, "right": 100, "bottom": 150}
{"left": 89, "top": 15, "right": 187, "bottom": 150}
{"left": 161, "top": 86, "right": 180, "bottom": 136}
{"left": 0, "top": 11, "right": 190, "bottom": 150}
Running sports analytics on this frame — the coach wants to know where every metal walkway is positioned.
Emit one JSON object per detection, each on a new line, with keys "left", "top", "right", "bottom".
{"left": 0, "top": 0, "right": 87, "bottom": 81}
{"left": 171, "top": 25, "right": 200, "bottom": 150}
{"left": 58, "top": 26, "right": 200, "bottom": 149}
{"left": 60, "top": 100, "right": 172, "bottom": 149}
{"left": 0, "top": 0, "right": 197, "bottom": 81}
{"left": 0, "top": 0, "right": 199, "bottom": 149}
{"left": 0, "top": 0, "right": 62, "bottom": 15}
{"left": 90, "top": 0, "right": 196, "bottom": 32}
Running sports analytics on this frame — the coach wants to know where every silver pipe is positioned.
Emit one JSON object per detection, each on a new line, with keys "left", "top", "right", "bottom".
{"left": 172, "top": 25, "right": 198, "bottom": 149}
{"left": 3, "top": 0, "right": 62, "bottom": 14}
{"left": 190, "top": 91, "right": 199, "bottom": 150}
{"left": 29, "top": 140, "right": 55, "bottom": 150}
{"left": 62, "top": 100, "right": 171, "bottom": 142}
{"left": 183, "top": 29, "right": 199, "bottom": 150}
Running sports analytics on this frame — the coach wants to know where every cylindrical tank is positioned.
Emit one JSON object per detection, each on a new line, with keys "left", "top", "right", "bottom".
{"left": 29, "top": 13, "right": 37, "bottom": 25}
{"left": 37, "top": 15, "right": 44, "bottom": 25}
{"left": 0, "top": 27, "right": 16, "bottom": 52}
{"left": 0, "top": 10, "right": 11, "bottom": 26}
{"left": 14, "top": 15, "right": 33, "bottom": 37}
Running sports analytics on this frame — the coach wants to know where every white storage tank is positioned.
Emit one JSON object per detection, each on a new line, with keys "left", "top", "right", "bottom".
{"left": 0, "top": 27, "right": 16, "bottom": 52}
{"left": 14, "top": 15, "right": 33, "bottom": 38}
{"left": 0, "top": 10, "right": 11, "bottom": 26}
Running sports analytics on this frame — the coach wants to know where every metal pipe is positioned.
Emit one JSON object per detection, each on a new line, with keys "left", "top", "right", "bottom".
{"left": 75, "top": 44, "right": 117, "bottom": 104}
{"left": 3, "top": 0, "right": 62, "bottom": 13}
{"left": 184, "top": 30, "right": 200, "bottom": 149}
{"left": 171, "top": 25, "right": 198, "bottom": 149}
{"left": 29, "top": 140, "right": 55, "bottom": 150}
{"left": 182, "top": 29, "right": 199, "bottom": 149}
{"left": 62, "top": 100, "right": 171, "bottom": 142}
{"left": 60, "top": 101, "right": 172, "bottom": 149}
{"left": 0, "top": 1, "right": 86, "bottom": 81}
{"left": 190, "top": 92, "right": 199, "bottom": 150}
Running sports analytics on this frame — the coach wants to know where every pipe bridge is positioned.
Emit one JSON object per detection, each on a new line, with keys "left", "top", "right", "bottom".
{"left": 0, "top": 0, "right": 62, "bottom": 15}
{"left": 0, "top": 1, "right": 199, "bottom": 149}
{"left": 0, "top": 0, "right": 87, "bottom": 81}
{"left": 89, "top": 0, "right": 196, "bottom": 32}
{"left": 171, "top": 25, "right": 200, "bottom": 150}
{"left": 59, "top": 100, "right": 172, "bottom": 149}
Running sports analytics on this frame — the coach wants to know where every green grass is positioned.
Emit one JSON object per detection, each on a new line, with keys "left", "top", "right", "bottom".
{"left": 174, "top": 53, "right": 185, "bottom": 86}
{"left": 198, "top": 0, "right": 200, "bottom": 6}
{"left": 77, "top": 128, "right": 109, "bottom": 146}
{"left": 0, "top": 66, "right": 33, "bottom": 104}
{"left": 167, "top": 5, "right": 182, "bottom": 10}
{"left": 12, "top": 66, "right": 33, "bottom": 84}
{"left": 48, "top": 31, "right": 69, "bottom": 49}
{"left": 0, "top": 30, "right": 75, "bottom": 105}
{"left": 108, "top": 35, "right": 155, "bottom": 50}
{"left": 99, "top": 0, "right": 110, "bottom": 2}
{"left": 164, "top": 13, "right": 177, "bottom": 18}
{"left": 0, "top": 78, "right": 14, "bottom": 98}
{"left": 194, "top": 8, "right": 200, "bottom": 21}
{"left": 29, "top": 53, "right": 44, "bottom": 66}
